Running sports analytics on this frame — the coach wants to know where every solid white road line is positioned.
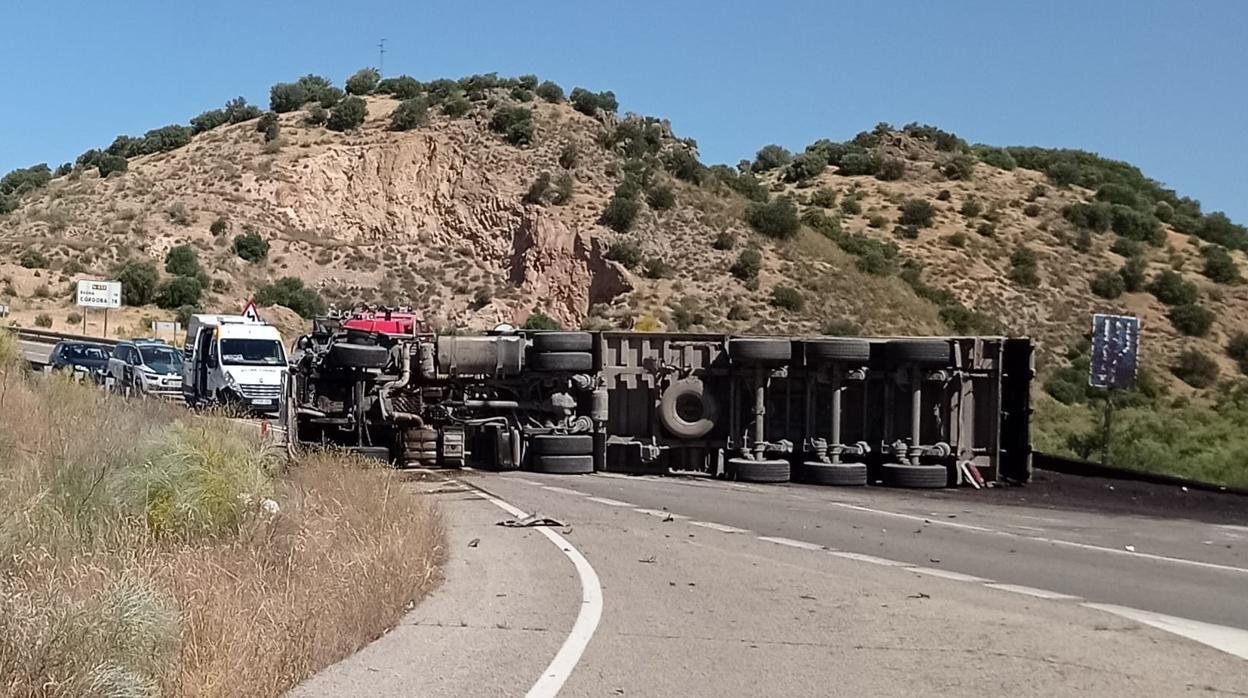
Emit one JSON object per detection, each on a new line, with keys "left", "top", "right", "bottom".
{"left": 1083, "top": 603, "right": 1248, "bottom": 661}
{"left": 908, "top": 567, "right": 992, "bottom": 583}
{"left": 633, "top": 508, "right": 689, "bottom": 520}
{"left": 688, "top": 520, "right": 750, "bottom": 534}
{"left": 757, "top": 536, "right": 827, "bottom": 551}
{"left": 542, "top": 486, "right": 585, "bottom": 496}
{"left": 830, "top": 551, "right": 907, "bottom": 567}
{"left": 586, "top": 496, "right": 633, "bottom": 507}
{"left": 983, "top": 583, "right": 1082, "bottom": 601}
{"left": 508, "top": 478, "right": 545, "bottom": 487}
{"left": 472, "top": 489, "right": 603, "bottom": 698}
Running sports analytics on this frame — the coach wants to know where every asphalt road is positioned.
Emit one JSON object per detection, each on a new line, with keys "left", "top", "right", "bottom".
{"left": 297, "top": 470, "right": 1248, "bottom": 697}
{"left": 18, "top": 338, "right": 51, "bottom": 365}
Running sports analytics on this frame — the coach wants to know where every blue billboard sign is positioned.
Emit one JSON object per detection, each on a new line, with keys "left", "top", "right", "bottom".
{"left": 1089, "top": 314, "right": 1140, "bottom": 390}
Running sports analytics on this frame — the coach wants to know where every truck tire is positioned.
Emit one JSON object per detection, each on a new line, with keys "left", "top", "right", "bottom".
{"left": 531, "top": 351, "right": 594, "bottom": 372}
{"left": 530, "top": 434, "right": 594, "bottom": 456}
{"left": 805, "top": 338, "right": 871, "bottom": 364}
{"left": 328, "top": 342, "right": 389, "bottom": 370}
{"left": 886, "top": 339, "right": 951, "bottom": 366}
{"left": 658, "top": 378, "right": 718, "bottom": 439}
{"left": 727, "top": 457, "right": 790, "bottom": 483}
{"left": 728, "top": 338, "right": 791, "bottom": 364}
{"left": 531, "top": 331, "right": 593, "bottom": 353}
{"left": 534, "top": 454, "right": 594, "bottom": 474}
{"left": 880, "top": 463, "right": 949, "bottom": 488}
{"left": 794, "top": 461, "right": 868, "bottom": 486}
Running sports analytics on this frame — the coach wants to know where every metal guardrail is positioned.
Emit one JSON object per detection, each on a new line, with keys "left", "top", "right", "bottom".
{"left": 1033, "top": 452, "right": 1248, "bottom": 497}
{"left": 13, "top": 327, "right": 121, "bottom": 347}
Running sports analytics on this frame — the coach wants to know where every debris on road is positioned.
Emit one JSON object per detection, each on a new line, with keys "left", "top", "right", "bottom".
{"left": 639, "top": 555, "right": 657, "bottom": 564}
{"left": 1124, "top": 545, "right": 1136, "bottom": 552}
{"left": 497, "top": 514, "right": 565, "bottom": 528}
{"left": 908, "top": 592, "right": 931, "bottom": 600}
{"left": 467, "top": 537, "right": 480, "bottom": 548}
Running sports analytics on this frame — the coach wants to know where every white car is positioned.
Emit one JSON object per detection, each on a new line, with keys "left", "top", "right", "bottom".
{"left": 108, "top": 339, "right": 184, "bottom": 399}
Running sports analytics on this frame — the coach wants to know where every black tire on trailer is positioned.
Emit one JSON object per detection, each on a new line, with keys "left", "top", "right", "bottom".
{"left": 793, "top": 461, "right": 868, "bottom": 486}
{"left": 328, "top": 342, "right": 390, "bottom": 370}
{"left": 727, "top": 338, "right": 792, "bottom": 364}
{"left": 658, "top": 378, "right": 719, "bottom": 440}
{"left": 350, "top": 446, "right": 393, "bottom": 464}
{"left": 880, "top": 463, "right": 949, "bottom": 488}
{"left": 886, "top": 339, "right": 951, "bottom": 366}
{"left": 805, "top": 338, "right": 871, "bottom": 364}
{"left": 727, "top": 457, "right": 790, "bottom": 483}
{"left": 534, "top": 454, "right": 594, "bottom": 474}
{"left": 530, "top": 434, "right": 594, "bottom": 456}
{"left": 531, "top": 351, "right": 594, "bottom": 372}
{"left": 531, "top": 331, "right": 593, "bottom": 353}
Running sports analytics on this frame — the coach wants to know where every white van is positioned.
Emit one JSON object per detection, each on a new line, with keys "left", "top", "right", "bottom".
{"left": 182, "top": 314, "right": 287, "bottom": 413}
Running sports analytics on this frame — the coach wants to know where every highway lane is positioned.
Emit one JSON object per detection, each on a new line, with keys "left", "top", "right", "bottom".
{"left": 18, "top": 338, "right": 52, "bottom": 365}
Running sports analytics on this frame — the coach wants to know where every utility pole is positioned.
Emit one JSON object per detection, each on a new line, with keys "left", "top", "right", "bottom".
{"left": 377, "top": 38, "right": 386, "bottom": 75}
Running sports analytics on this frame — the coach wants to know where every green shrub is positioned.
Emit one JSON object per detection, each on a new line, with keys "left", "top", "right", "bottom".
{"left": 1095, "top": 182, "right": 1145, "bottom": 209}
{"left": 1111, "top": 205, "right": 1163, "bottom": 244}
{"left": 822, "top": 319, "right": 859, "bottom": 336}
{"left": 836, "top": 152, "right": 877, "bottom": 176}
{"left": 1154, "top": 201, "right": 1174, "bottom": 223}
{"left": 898, "top": 199, "right": 936, "bottom": 227}
{"left": 941, "top": 153, "right": 977, "bottom": 180}
{"left": 605, "top": 240, "right": 643, "bottom": 268}
{"left": 210, "top": 216, "right": 229, "bottom": 237}
{"left": 1168, "top": 303, "right": 1214, "bottom": 336}
{"left": 1200, "top": 245, "right": 1240, "bottom": 284}
{"left": 1111, "top": 236, "right": 1143, "bottom": 257}
{"left": 1062, "top": 202, "right": 1114, "bottom": 232}
{"left": 646, "top": 183, "right": 675, "bottom": 210}
{"left": 894, "top": 225, "right": 919, "bottom": 240}
{"left": 97, "top": 154, "right": 128, "bottom": 177}
{"left": 523, "top": 310, "right": 562, "bottom": 330}
{"left": 1226, "top": 332, "right": 1248, "bottom": 373}
{"left": 390, "top": 98, "right": 429, "bottom": 131}
{"left": 551, "top": 173, "right": 574, "bottom": 205}
{"left": 224, "top": 97, "right": 262, "bottom": 123}
{"left": 663, "top": 149, "right": 705, "bottom": 184}
{"left": 510, "top": 86, "right": 534, "bottom": 102}
{"left": 839, "top": 194, "right": 862, "bottom": 216}
{"left": 376, "top": 75, "right": 423, "bottom": 99}
{"left": 116, "top": 260, "right": 160, "bottom": 305}
{"left": 155, "top": 276, "right": 202, "bottom": 309}
{"left": 809, "top": 188, "right": 837, "bottom": 208}
{"left": 441, "top": 96, "right": 471, "bottom": 118}
{"left": 1072, "top": 228, "right": 1092, "bottom": 252}
{"left": 783, "top": 151, "right": 827, "bottom": 182}
{"left": 164, "top": 245, "right": 199, "bottom": 277}
{"left": 670, "top": 297, "right": 704, "bottom": 330}
{"left": 1090, "top": 270, "right": 1125, "bottom": 298}
{"left": 801, "top": 208, "right": 841, "bottom": 239}
{"left": 600, "top": 191, "right": 641, "bottom": 233}
{"left": 1009, "top": 246, "right": 1039, "bottom": 287}
{"left": 536, "top": 81, "right": 565, "bottom": 102}
{"left": 490, "top": 106, "right": 534, "bottom": 145}
{"left": 713, "top": 231, "right": 735, "bottom": 250}
{"left": 771, "top": 285, "right": 803, "bottom": 311}
{"left": 976, "top": 147, "right": 1017, "bottom": 170}
{"left": 33, "top": 313, "right": 52, "bottom": 328}
{"left": 232, "top": 231, "right": 269, "bottom": 262}
{"left": 269, "top": 82, "right": 310, "bottom": 113}
{"left": 1147, "top": 270, "right": 1198, "bottom": 305}
{"left": 721, "top": 171, "right": 769, "bottom": 202}
{"left": 1120, "top": 256, "right": 1148, "bottom": 292}
{"left": 569, "top": 88, "right": 617, "bottom": 116}
{"left": 855, "top": 247, "right": 895, "bottom": 275}
{"left": 1171, "top": 348, "right": 1219, "bottom": 388}
{"left": 752, "top": 145, "right": 793, "bottom": 172}
{"left": 301, "top": 102, "right": 328, "bottom": 127}
{"left": 297, "top": 75, "right": 340, "bottom": 106}
{"left": 730, "top": 248, "right": 762, "bottom": 281}
{"left": 1197, "top": 212, "right": 1248, "bottom": 250}
{"left": 345, "top": 68, "right": 380, "bottom": 95}
{"left": 66, "top": 311, "right": 82, "bottom": 324}
{"left": 326, "top": 96, "right": 367, "bottom": 132}
{"left": 190, "top": 109, "right": 229, "bottom": 134}
{"left": 1023, "top": 203, "right": 1042, "bottom": 217}
{"left": 960, "top": 199, "right": 982, "bottom": 218}
{"left": 936, "top": 189, "right": 951, "bottom": 202}
{"left": 875, "top": 157, "right": 905, "bottom": 181}
{"left": 558, "top": 143, "right": 579, "bottom": 169}
{"left": 747, "top": 197, "right": 800, "bottom": 239}
{"left": 642, "top": 257, "right": 673, "bottom": 279}
{"left": 868, "top": 214, "right": 887, "bottom": 229}
{"left": 523, "top": 172, "right": 552, "bottom": 205}
{"left": 175, "top": 304, "right": 198, "bottom": 325}
{"left": 254, "top": 276, "right": 326, "bottom": 318}
{"left": 946, "top": 231, "right": 968, "bottom": 248}
{"left": 977, "top": 222, "right": 996, "bottom": 237}
{"left": 18, "top": 248, "right": 47, "bottom": 269}
{"left": 257, "top": 112, "right": 279, "bottom": 142}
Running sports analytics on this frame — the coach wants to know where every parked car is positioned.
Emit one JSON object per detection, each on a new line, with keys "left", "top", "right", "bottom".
{"left": 108, "top": 339, "right": 184, "bottom": 399}
{"left": 48, "top": 341, "right": 112, "bottom": 382}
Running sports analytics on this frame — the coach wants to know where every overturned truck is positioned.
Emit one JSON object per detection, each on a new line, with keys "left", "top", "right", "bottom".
{"left": 286, "top": 310, "right": 1032, "bottom": 488}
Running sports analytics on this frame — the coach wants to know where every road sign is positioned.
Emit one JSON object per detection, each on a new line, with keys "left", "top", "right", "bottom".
{"left": 241, "top": 299, "right": 261, "bottom": 322}
{"left": 76, "top": 280, "right": 121, "bottom": 309}
{"left": 1089, "top": 314, "right": 1139, "bottom": 390}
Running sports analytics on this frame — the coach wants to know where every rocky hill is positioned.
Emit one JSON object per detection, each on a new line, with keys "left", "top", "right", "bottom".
{"left": 3, "top": 71, "right": 1247, "bottom": 392}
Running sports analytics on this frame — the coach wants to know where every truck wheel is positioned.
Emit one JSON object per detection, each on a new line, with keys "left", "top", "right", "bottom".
{"left": 793, "top": 462, "right": 868, "bottom": 486}
{"left": 534, "top": 454, "right": 594, "bottom": 474}
{"left": 886, "top": 339, "right": 951, "bottom": 366}
{"left": 727, "top": 457, "right": 790, "bottom": 483}
{"left": 530, "top": 434, "right": 594, "bottom": 455}
{"left": 329, "top": 342, "right": 389, "bottom": 370}
{"left": 805, "top": 338, "right": 871, "bottom": 363}
{"left": 531, "top": 331, "right": 593, "bottom": 353}
{"left": 531, "top": 352, "right": 593, "bottom": 372}
{"left": 659, "top": 378, "right": 718, "bottom": 439}
{"left": 728, "top": 338, "right": 791, "bottom": 364}
{"left": 880, "top": 463, "right": 949, "bottom": 488}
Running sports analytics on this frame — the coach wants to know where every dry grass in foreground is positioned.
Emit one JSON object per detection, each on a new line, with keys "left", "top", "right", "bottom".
{"left": 0, "top": 331, "right": 444, "bottom": 697}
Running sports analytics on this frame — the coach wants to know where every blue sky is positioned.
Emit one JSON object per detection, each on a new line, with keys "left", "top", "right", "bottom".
{"left": 2, "top": 0, "right": 1245, "bottom": 222}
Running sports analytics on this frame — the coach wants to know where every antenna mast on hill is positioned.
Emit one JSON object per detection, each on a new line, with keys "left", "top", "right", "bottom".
{"left": 377, "top": 38, "right": 387, "bottom": 75}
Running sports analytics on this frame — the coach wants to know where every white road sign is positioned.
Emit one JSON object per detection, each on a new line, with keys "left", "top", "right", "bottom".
{"left": 76, "top": 280, "right": 121, "bottom": 309}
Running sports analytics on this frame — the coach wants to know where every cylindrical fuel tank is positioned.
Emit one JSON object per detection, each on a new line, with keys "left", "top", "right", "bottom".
{"left": 436, "top": 335, "right": 525, "bottom": 376}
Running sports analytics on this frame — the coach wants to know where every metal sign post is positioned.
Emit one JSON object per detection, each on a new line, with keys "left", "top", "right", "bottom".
{"left": 76, "top": 280, "right": 121, "bottom": 338}
{"left": 1088, "top": 314, "right": 1140, "bottom": 466}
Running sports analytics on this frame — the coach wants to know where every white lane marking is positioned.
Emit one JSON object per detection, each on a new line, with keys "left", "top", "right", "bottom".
{"left": 908, "top": 567, "right": 992, "bottom": 583}
{"left": 689, "top": 521, "right": 750, "bottom": 534}
{"left": 586, "top": 496, "right": 633, "bottom": 507}
{"left": 830, "top": 551, "right": 907, "bottom": 567}
{"left": 829, "top": 501, "right": 1248, "bottom": 577}
{"left": 634, "top": 508, "right": 689, "bottom": 520}
{"left": 594, "top": 473, "right": 632, "bottom": 480}
{"left": 542, "top": 486, "right": 585, "bottom": 496}
{"left": 757, "top": 536, "right": 827, "bottom": 551}
{"left": 1083, "top": 603, "right": 1248, "bottom": 661}
{"left": 508, "top": 478, "right": 544, "bottom": 487}
{"left": 472, "top": 488, "right": 603, "bottom": 698}
{"left": 984, "top": 583, "right": 1082, "bottom": 601}
{"left": 1007, "top": 524, "right": 1046, "bottom": 533}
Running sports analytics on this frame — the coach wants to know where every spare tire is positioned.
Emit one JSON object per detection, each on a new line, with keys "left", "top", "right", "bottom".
{"left": 534, "top": 454, "right": 594, "bottom": 474}
{"left": 727, "top": 457, "right": 790, "bottom": 483}
{"left": 887, "top": 339, "right": 951, "bottom": 366}
{"left": 880, "top": 463, "right": 949, "bottom": 488}
{"left": 531, "top": 331, "right": 593, "bottom": 353}
{"left": 530, "top": 434, "right": 594, "bottom": 456}
{"left": 328, "top": 342, "right": 389, "bottom": 370}
{"left": 793, "top": 462, "right": 868, "bottom": 486}
{"left": 658, "top": 378, "right": 719, "bottom": 439}
{"left": 805, "top": 338, "right": 871, "bottom": 363}
{"left": 728, "top": 338, "right": 792, "bottom": 364}
{"left": 532, "top": 351, "right": 594, "bottom": 372}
